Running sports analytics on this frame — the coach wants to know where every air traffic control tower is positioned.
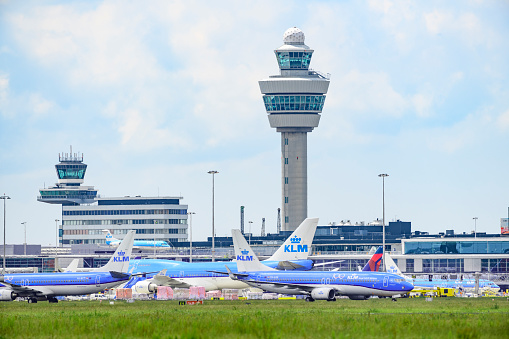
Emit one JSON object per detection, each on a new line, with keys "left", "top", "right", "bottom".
{"left": 259, "top": 27, "right": 330, "bottom": 232}
{"left": 38, "top": 148, "right": 98, "bottom": 206}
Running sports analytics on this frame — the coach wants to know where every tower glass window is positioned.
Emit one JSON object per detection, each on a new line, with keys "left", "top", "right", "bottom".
{"left": 263, "top": 95, "right": 325, "bottom": 112}
{"left": 56, "top": 164, "right": 87, "bottom": 179}
{"left": 276, "top": 51, "right": 313, "bottom": 70}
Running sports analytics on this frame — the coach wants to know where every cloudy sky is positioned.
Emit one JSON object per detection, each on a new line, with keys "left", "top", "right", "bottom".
{"left": 0, "top": 0, "right": 508, "bottom": 246}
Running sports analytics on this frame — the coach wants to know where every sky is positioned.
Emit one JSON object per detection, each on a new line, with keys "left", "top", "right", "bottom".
{"left": 0, "top": 0, "right": 508, "bottom": 246}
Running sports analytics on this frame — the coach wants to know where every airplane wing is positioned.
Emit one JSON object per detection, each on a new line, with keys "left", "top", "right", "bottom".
{"left": 0, "top": 280, "right": 52, "bottom": 297}
{"left": 276, "top": 261, "right": 306, "bottom": 270}
{"left": 244, "top": 279, "right": 315, "bottom": 295}
{"left": 151, "top": 275, "right": 192, "bottom": 288}
{"left": 313, "top": 260, "right": 344, "bottom": 267}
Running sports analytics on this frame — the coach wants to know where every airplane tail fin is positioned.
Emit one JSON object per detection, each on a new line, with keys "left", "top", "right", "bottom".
{"left": 385, "top": 253, "right": 403, "bottom": 275}
{"left": 102, "top": 229, "right": 118, "bottom": 245}
{"left": 232, "top": 229, "right": 275, "bottom": 272}
{"left": 362, "top": 246, "right": 383, "bottom": 272}
{"left": 267, "top": 218, "right": 319, "bottom": 261}
{"left": 63, "top": 259, "right": 80, "bottom": 272}
{"left": 95, "top": 230, "right": 135, "bottom": 273}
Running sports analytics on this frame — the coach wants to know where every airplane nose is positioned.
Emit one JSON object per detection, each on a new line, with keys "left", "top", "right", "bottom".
{"left": 403, "top": 282, "right": 414, "bottom": 291}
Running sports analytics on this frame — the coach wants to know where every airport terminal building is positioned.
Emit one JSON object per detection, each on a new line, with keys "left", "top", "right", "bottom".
{"left": 37, "top": 150, "right": 188, "bottom": 246}
{"left": 61, "top": 196, "right": 188, "bottom": 245}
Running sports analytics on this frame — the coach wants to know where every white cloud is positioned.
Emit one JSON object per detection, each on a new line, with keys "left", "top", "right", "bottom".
{"left": 335, "top": 70, "right": 407, "bottom": 117}
{"left": 0, "top": 73, "right": 8, "bottom": 110}
{"left": 497, "top": 109, "right": 509, "bottom": 130}
{"left": 424, "top": 10, "right": 489, "bottom": 48}
{"left": 29, "top": 93, "right": 54, "bottom": 116}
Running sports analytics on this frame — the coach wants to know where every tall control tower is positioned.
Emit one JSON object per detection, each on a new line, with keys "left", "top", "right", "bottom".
{"left": 259, "top": 27, "right": 330, "bottom": 232}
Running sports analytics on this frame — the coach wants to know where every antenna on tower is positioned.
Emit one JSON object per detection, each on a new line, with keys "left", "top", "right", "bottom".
{"left": 240, "top": 206, "right": 245, "bottom": 234}
{"left": 277, "top": 208, "right": 281, "bottom": 234}
{"left": 261, "top": 218, "right": 266, "bottom": 237}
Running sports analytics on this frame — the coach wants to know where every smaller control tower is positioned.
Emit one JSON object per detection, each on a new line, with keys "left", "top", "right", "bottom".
{"left": 38, "top": 147, "right": 98, "bottom": 206}
{"left": 259, "top": 27, "right": 330, "bottom": 232}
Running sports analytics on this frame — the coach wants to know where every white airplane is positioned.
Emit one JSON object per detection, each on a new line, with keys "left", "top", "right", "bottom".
{"left": 127, "top": 218, "right": 320, "bottom": 293}
{"left": 0, "top": 231, "right": 136, "bottom": 303}
{"left": 103, "top": 230, "right": 170, "bottom": 249}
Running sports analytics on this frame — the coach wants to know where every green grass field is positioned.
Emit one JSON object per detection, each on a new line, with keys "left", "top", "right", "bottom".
{"left": 1, "top": 297, "right": 508, "bottom": 338}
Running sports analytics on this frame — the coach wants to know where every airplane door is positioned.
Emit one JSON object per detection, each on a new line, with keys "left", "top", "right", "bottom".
{"left": 383, "top": 276, "right": 389, "bottom": 288}
{"left": 179, "top": 271, "right": 184, "bottom": 278}
{"left": 95, "top": 275, "right": 100, "bottom": 287}
{"left": 326, "top": 278, "right": 331, "bottom": 285}
{"left": 21, "top": 279, "right": 29, "bottom": 286}
{"left": 321, "top": 278, "right": 326, "bottom": 285}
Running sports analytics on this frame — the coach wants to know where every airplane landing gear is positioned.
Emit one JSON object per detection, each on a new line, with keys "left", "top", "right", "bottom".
{"left": 48, "top": 297, "right": 58, "bottom": 303}
{"left": 305, "top": 296, "right": 315, "bottom": 302}
{"left": 28, "top": 298, "right": 38, "bottom": 304}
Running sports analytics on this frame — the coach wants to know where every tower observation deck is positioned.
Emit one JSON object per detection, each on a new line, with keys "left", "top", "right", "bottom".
{"left": 38, "top": 147, "right": 98, "bottom": 206}
{"left": 259, "top": 27, "right": 330, "bottom": 232}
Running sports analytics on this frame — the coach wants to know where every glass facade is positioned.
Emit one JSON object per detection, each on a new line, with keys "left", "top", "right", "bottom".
{"left": 406, "top": 259, "right": 414, "bottom": 273}
{"left": 63, "top": 219, "right": 186, "bottom": 226}
{"left": 56, "top": 164, "right": 87, "bottom": 180}
{"left": 263, "top": 95, "right": 325, "bottom": 112}
{"left": 422, "top": 259, "right": 464, "bottom": 273}
{"left": 63, "top": 228, "right": 185, "bottom": 236}
{"left": 5, "top": 257, "right": 56, "bottom": 273}
{"left": 404, "top": 241, "right": 509, "bottom": 254}
{"left": 40, "top": 190, "right": 97, "bottom": 198}
{"left": 481, "top": 258, "right": 509, "bottom": 273}
{"left": 276, "top": 51, "right": 313, "bottom": 70}
{"left": 63, "top": 208, "right": 187, "bottom": 216}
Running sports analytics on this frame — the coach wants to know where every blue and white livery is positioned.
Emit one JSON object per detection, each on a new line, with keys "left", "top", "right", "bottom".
{"left": 0, "top": 230, "right": 136, "bottom": 303}
{"left": 103, "top": 230, "right": 170, "bottom": 249}
{"left": 220, "top": 229, "right": 414, "bottom": 301}
{"left": 126, "top": 218, "right": 320, "bottom": 292}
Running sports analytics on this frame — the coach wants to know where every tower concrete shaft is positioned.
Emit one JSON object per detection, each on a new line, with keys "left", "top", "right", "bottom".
{"left": 259, "top": 27, "right": 330, "bottom": 232}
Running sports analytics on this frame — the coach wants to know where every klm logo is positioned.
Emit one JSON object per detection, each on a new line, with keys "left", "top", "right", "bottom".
{"left": 237, "top": 249, "right": 253, "bottom": 261}
{"left": 113, "top": 250, "right": 129, "bottom": 263}
{"left": 387, "top": 265, "right": 398, "bottom": 274}
{"left": 284, "top": 236, "right": 308, "bottom": 253}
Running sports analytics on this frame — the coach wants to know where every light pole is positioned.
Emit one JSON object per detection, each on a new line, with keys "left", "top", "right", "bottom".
{"left": 1, "top": 194, "right": 11, "bottom": 274}
{"left": 473, "top": 217, "right": 478, "bottom": 239}
{"left": 187, "top": 212, "right": 195, "bottom": 263}
{"left": 208, "top": 170, "right": 219, "bottom": 262}
{"left": 55, "top": 219, "right": 59, "bottom": 271}
{"left": 378, "top": 174, "right": 389, "bottom": 272}
{"left": 248, "top": 221, "right": 253, "bottom": 245}
{"left": 21, "top": 222, "right": 27, "bottom": 256}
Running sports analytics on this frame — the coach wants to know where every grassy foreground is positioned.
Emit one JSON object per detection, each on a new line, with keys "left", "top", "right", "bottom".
{"left": 1, "top": 298, "right": 509, "bottom": 338}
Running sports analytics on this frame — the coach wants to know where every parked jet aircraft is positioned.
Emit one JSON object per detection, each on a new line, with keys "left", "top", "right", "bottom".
{"left": 381, "top": 254, "right": 500, "bottom": 293}
{"left": 0, "top": 230, "right": 136, "bottom": 303}
{"left": 125, "top": 218, "right": 320, "bottom": 292}
{"left": 103, "top": 230, "right": 170, "bottom": 249}
{"left": 218, "top": 229, "right": 413, "bottom": 301}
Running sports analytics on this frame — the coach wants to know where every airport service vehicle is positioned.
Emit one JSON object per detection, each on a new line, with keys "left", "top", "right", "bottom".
{"left": 103, "top": 229, "right": 170, "bottom": 249}
{"left": 377, "top": 253, "right": 500, "bottom": 293}
{"left": 126, "top": 218, "right": 320, "bottom": 293}
{"left": 0, "top": 231, "right": 136, "bottom": 303}
{"left": 219, "top": 229, "right": 414, "bottom": 301}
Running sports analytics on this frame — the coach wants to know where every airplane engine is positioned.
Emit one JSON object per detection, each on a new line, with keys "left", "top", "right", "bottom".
{"left": 0, "top": 290, "right": 16, "bottom": 301}
{"left": 310, "top": 288, "right": 335, "bottom": 301}
{"left": 134, "top": 280, "right": 157, "bottom": 294}
{"left": 348, "top": 295, "right": 368, "bottom": 300}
